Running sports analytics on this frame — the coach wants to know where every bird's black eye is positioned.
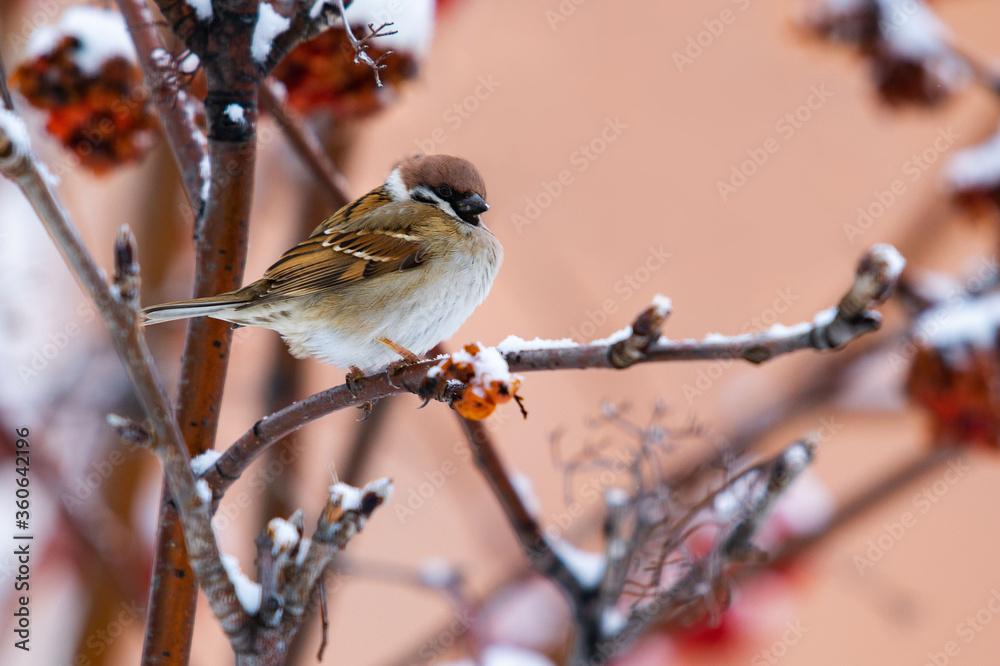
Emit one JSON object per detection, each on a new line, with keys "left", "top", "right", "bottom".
{"left": 435, "top": 184, "right": 454, "bottom": 199}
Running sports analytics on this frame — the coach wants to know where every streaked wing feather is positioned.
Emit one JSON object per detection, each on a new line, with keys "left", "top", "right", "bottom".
{"left": 247, "top": 199, "right": 428, "bottom": 303}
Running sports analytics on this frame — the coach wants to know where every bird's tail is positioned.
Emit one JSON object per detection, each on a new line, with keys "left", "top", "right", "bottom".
{"left": 141, "top": 293, "right": 247, "bottom": 325}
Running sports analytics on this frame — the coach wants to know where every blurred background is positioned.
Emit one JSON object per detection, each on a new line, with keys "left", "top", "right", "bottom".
{"left": 2, "top": 0, "right": 1000, "bottom": 664}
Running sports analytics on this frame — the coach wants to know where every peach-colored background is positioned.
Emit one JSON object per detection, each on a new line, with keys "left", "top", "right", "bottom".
{"left": 4, "top": 0, "right": 1000, "bottom": 664}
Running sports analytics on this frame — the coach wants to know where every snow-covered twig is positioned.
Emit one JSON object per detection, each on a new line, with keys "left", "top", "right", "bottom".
{"left": 202, "top": 244, "right": 903, "bottom": 497}
{"left": 235, "top": 479, "right": 393, "bottom": 661}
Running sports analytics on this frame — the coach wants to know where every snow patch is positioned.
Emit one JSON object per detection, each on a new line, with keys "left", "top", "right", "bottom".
{"left": 190, "top": 449, "right": 222, "bottom": 476}
{"left": 221, "top": 554, "right": 262, "bottom": 615}
{"left": 268, "top": 517, "right": 300, "bottom": 553}
{"left": 0, "top": 111, "right": 31, "bottom": 157}
{"left": 186, "top": 0, "right": 213, "bottom": 22}
{"left": 251, "top": 3, "right": 291, "bottom": 63}
{"left": 549, "top": 538, "right": 606, "bottom": 588}
{"left": 224, "top": 104, "right": 246, "bottom": 125}
{"left": 496, "top": 335, "right": 578, "bottom": 352}
{"left": 27, "top": 7, "right": 136, "bottom": 75}
{"left": 946, "top": 126, "right": 1000, "bottom": 190}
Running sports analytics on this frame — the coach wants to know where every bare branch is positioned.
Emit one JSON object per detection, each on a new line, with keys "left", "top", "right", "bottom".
{"left": 457, "top": 417, "right": 583, "bottom": 596}
{"left": 330, "top": 0, "right": 395, "bottom": 87}
{"left": 260, "top": 80, "right": 351, "bottom": 209}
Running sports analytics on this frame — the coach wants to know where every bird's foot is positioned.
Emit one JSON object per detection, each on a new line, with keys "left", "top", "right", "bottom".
{"left": 376, "top": 338, "right": 422, "bottom": 389}
{"left": 346, "top": 365, "right": 366, "bottom": 399}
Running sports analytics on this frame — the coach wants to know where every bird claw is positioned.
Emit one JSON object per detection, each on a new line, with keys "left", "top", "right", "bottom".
{"left": 346, "top": 366, "right": 365, "bottom": 400}
{"left": 356, "top": 401, "right": 375, "bottom": 421}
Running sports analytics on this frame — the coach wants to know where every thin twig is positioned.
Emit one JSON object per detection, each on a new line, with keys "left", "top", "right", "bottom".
{"left": 457, "top": 417, "right": 582, "bottom": 596}
{"left": 116, "top": 0, "right": 208, "bottom": 213}
{"left": 772, "top": 446, "right": 963, "bottom": 564}
{"left": 260, "top": 79, "right": 351, "bottom": 210}
{"left": 0, "top": 53, "right": 15, "bottom": 111}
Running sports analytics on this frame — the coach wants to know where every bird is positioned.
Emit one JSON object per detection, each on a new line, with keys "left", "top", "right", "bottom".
{"left": 142, "top": 154, "right": 502, "bottom": 372}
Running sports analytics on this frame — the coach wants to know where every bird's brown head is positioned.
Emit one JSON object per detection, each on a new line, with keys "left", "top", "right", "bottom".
{"left": 388, "top": 154, "right": 489, "bottom": 226}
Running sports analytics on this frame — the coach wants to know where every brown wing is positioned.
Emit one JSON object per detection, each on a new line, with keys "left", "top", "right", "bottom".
{"left": 239, "top": 196, "right": 429, "bottom": 306}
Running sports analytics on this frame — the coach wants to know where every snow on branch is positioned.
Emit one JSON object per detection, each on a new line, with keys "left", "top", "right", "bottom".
{"left": 237, "top": 479, "right": 393, "bottom": 656}
{"left": 201, "top": 244, "right": 903, "bottom": 498}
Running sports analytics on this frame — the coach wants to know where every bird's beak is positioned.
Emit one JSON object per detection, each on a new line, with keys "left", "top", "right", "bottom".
{"left": 454, "top": 193, "right": 489, "bottom": 219}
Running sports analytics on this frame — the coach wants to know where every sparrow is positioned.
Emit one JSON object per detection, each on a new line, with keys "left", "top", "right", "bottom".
{"left": 142, "top": 154, "right": 502, "bottom": 372}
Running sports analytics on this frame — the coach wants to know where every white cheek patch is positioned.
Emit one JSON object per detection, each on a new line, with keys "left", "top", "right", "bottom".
{"left": 384, "top": 167, "right": 407, "bottom": 201}
{"left": 411, "top": 184, "right": 460, "bottom": 221}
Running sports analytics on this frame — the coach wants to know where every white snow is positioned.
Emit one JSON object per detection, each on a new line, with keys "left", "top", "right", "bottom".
{"left": 877, "top": 0, "right": 948, "bottom": 58}
{"left": 440, "top": 345, "right": 521, "bottom": 397}
{"left": 223, "top": 104, "right": 246, "bottom": 125}
{"left": 27, "top": 7, "right": 136, "bottom": 75}
{"left": 440, "top": 645, "right": 555, "bottom": 666}
{"left": 549, "top": 538, "right": 606, "bottom": 588}
{"left": 0, "top": 110, "right": 31, "bottom": 157}
{"left": 179, "top": 52, "right": 201, "bottom": 74}
{"left": 150, "top": 47, "right": 171, "bottom": 68}
{"left": 782, "top": 440, "right": 814, "bottom": 470}
{"left": 195, "top": 479, "right": 212, "bottom": 504}
{"left": 186, "top": 0, "right": 213, "bottom": 22}
{"left": 419, "top": 557, "right": 458, "bottom": 587}
{"left": 330, "top": 481, "right": 364, "bottom": 510}
{"left": 510, "top": 471, "right": 541, "bottom": 516}
{"left": 588, "top": 327, "right": 632, "bottom": 346}
{"left": 251, "top": 3, "right": 291, "bottom": 63}
{"left": 198, "top": 151, "right": 211, "bottom": 202}
{"left": 221, "top": 554, "right": 262, "bottom": 615}
{"left": 713, "top": 473, "right": 757, "bottom": 518}
{"left": 496, "top": 335, "right": 578, "bottom": 352}
{"left": 36, "top": 162, "right": 60, "bottom": 187}
{"left": 472, "top": 346, "right": 515, "bottom": 384}
{"left": 811, "top": 307, "right": 837, "bottom": 328}
{"left": 946, "top": 126, "right": 1000, "bottom": 190}
{"left": 772, "top": 471, "right": 835, "bottom": 536}
{"left": 651, "top": 293, "right": 673, "bottom": 317}
{"left": 268, "top": 517, "right": 300, "bottom": 553}
{"left": 601, "top": 607, "right": 628, "bottom": 638}
{"left": 871, "top": 243, "right": 906, "bottom": 281}
{"left": 762, "top": 321, "right": 812, "bottom": 338}
{"left": 190, "top": 449, "right": 222, "bottom": 476}
{"left": 295, "top": 537, "right": 312, "bottom": 567}
{"left": 915, "top": 291, "right": 1000, "bottom": 352}
{"left": 605, "top": 487, "right": 630, "bottom": 507}
{"left": 701, "top": 332, "right": 729, "bottom": 344}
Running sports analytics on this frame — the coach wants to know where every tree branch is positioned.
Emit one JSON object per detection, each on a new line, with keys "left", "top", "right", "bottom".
{"left": 202, "top": 244, "right": 904, "bottom": 496}
{"left": 116, "top": 0, "right": 208, "bottom": 214}
{"left": 264, "top": 0, "right": 353, "bottom": 73}
{"left": 0, "top": 102, "right": 247, "bottom": 655}
{"left": 260, "top": 79, "right": 351, "bottom": 209}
